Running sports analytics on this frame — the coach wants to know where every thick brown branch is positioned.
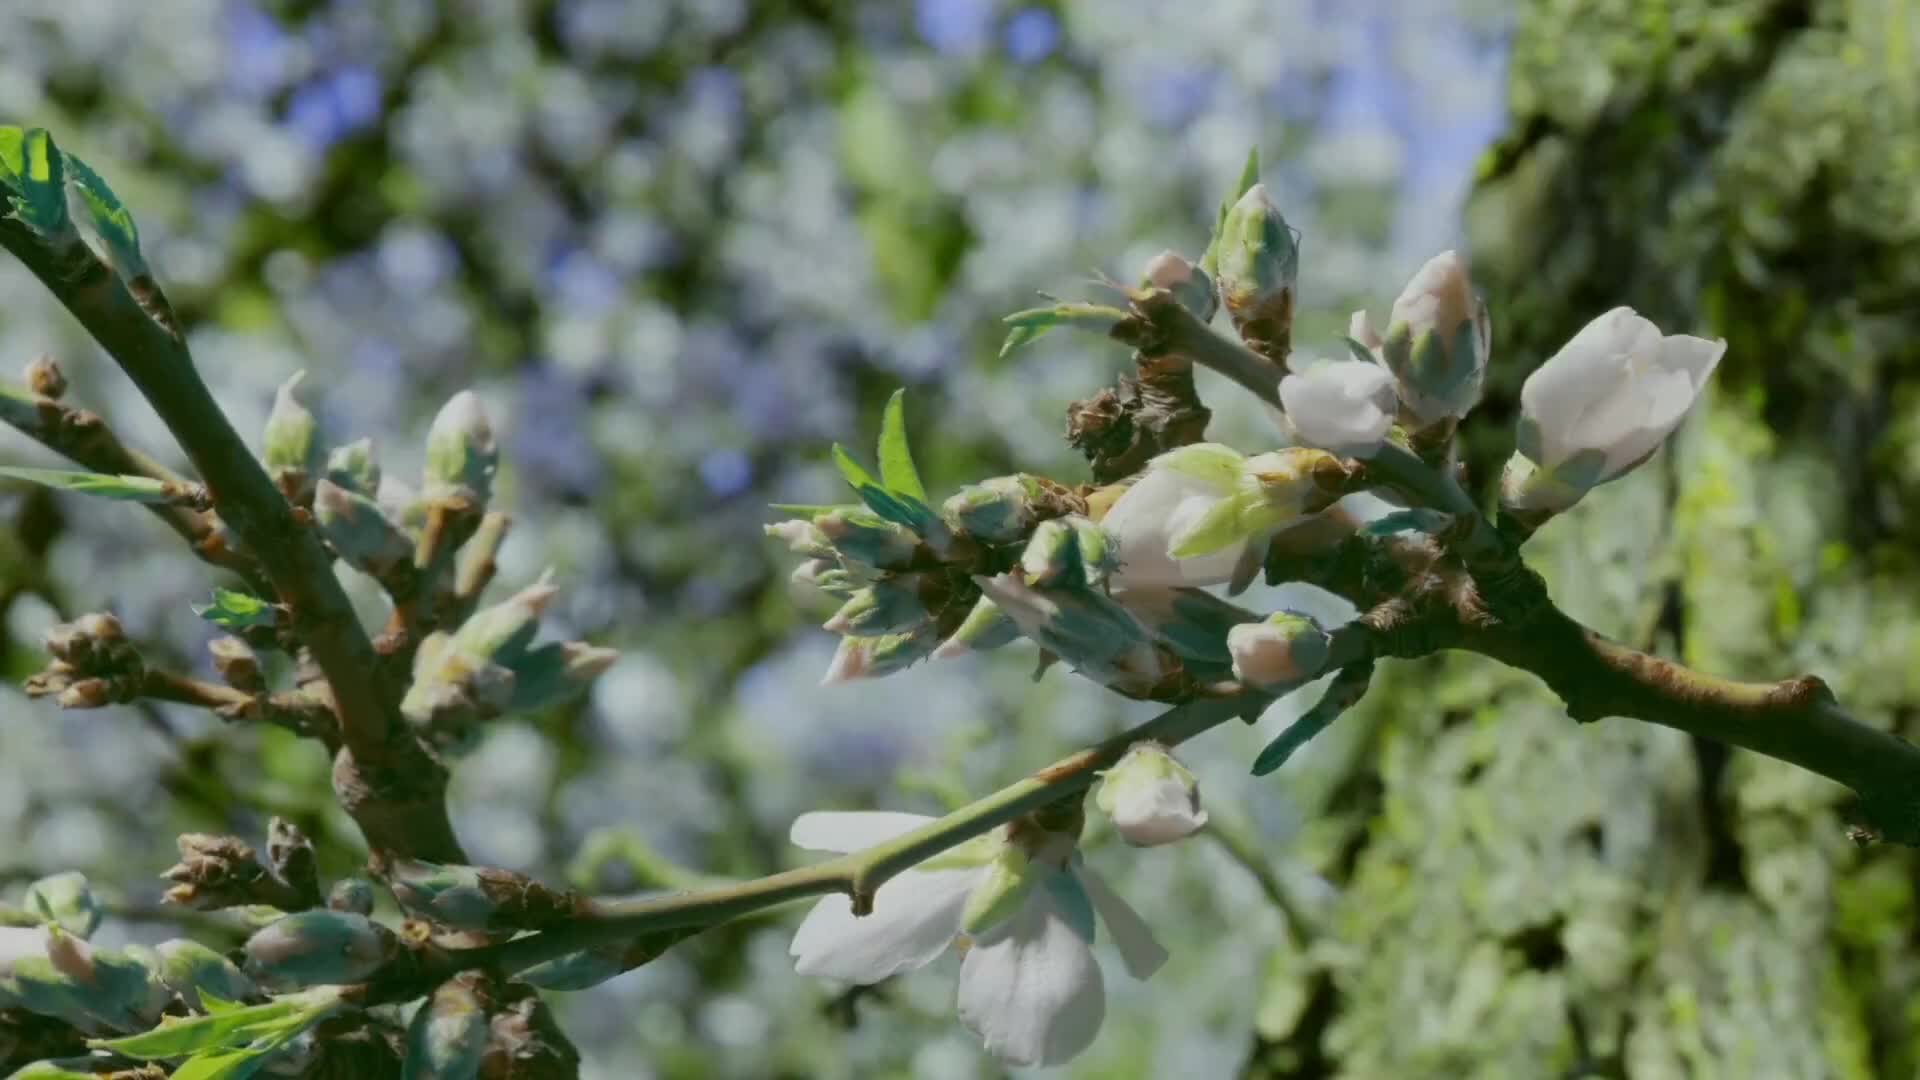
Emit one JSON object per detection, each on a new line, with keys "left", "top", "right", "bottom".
{"left": 1465, "top": 604, "right": 1920, "bottom": 843}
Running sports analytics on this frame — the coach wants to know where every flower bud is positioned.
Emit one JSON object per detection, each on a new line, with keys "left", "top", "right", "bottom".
{"left": 154, "top": 938, "right": 259, "bottom": 1008}
{"left": 25, "top": 872, "right": 101, "bottom": 938}
{"left": 1213, "top": 184, "right": 1298, "bottom": 365}
{"left": 388, "top": 861, "right": 497, "bottom": 930}
{"left": 450, "top": 579, "right": 557, "bottom": 668}
{"left": 1506, "top": 306, "right": 1725, "bottom": 517}
{"left": 813, "top": 508, "right": 920, "bottom": 570}
{"left": 209, "top": 635, "right": 264, "bottom": 693}
{"left": 55, "top": 677, "right": 113, "bottom": 709}
{"left": 1226, "top": 612, "right": 1331, "bottom": 688}
{"left": 1141, "top": 250, "right": 1217, "bottom": 321}
{"left": 405, "top": 975, "right": 489, "bottom": 1080}
{"left": 6, "top": 950, "right": 108, "bottom": 1033}
{"left": 973, "top": 574, "right": 1162, "bottom": 690}
{"left": 1377, "top": 250, "right": 1489, "bottom": 427}
{"left": 1020, "top": 516, "right": 1116, "bottom": 591}
{"left": 824, "top": 578, "right": 929, "bottom": 637}
{"left": 1095, "top": 742, "right": 1208, "bottom": 846}
{"left": 819, "top": 624, "right": 941, "bottom": 685}
{"left": 87, "top": 944, "right": 172, "bottom": 1028}
{"left": 244, "top": 911, "right": 395, "bottom": 988}
{"left": 942, "top": 476, "right": 1039, "bottom": 544}
{"left": 314, "top": 479, "right": 414, "bottom": 580}
{"left": 325, "top": 436, "right": 382, "bottom": 496}
{"left": 424, "top": 390, "right": 498, "bottom": 503}
{"left": 961, "top": 845, "right": 1037, "bottom": 936}
{"left": 766, "top": 518, "right": 835, "bottom": 558}
{"left": 505, "top": 641, "right": 619, "bottom": 714}
{"left": 328, "top": 878, "right": 376, "bottom": 916}
{"left": 266, "top": 817, "right": 318, "bottom": 903}
{"left": 1277, "top": 359, "right": 1398, "bottom": 459}
{"left": 263, "top": 372, "right": 324, "bottom": 503}
{"left": 1167, "top": 448, "right": 1349, "bottom": 560}
{"left": 931, "top": 593, "right": 1021, "bottom": 659}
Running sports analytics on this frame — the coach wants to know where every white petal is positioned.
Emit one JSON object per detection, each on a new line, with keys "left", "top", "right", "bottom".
{"left": 1388, "top": 250, "right": 1473, "bottom": 337}
{"left": 1348, "top": 310, "right": 1381, "bottom": 350}
{"left": 957, "top": 892, "right": 1106, "bottom": 1067}
{"left": 789, "top": 867, "right": 978, "bottom": 984}
{"left": 1518, "top": 307, "right": 1644, "bottom": 466}
{"left": 1277, "top": 360, "right": 1395, "bottom": 458}
{"left": 1103, "top": 470, "right": 1243, "bottom": 589}
{"left": 1076, "top": 866, "right": 1169, "bottom": 980}
{"left": 1657, "top": 334, "right": 1726, "bottom": 385}
{"left": 790, "top": 811, "right": 936, "bottom": 854}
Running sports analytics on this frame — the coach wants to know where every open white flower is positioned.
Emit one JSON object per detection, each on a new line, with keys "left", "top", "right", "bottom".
{"left": 788, "top": 811, "right": 1168, "bottom": 1067}
{"left": 1095, "top": 743, "right": 1208, "bottom": 846}
{"left": 1506, "top": 306, "right": 1725, "bottom": 513}
{"left": 1277, "top": 359, "right": 1397, "bottom": 458}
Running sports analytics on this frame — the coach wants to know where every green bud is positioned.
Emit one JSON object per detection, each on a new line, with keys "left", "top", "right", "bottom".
{"left": 328, "top": 878, "right": 376, "bottom": 916}
{"left": 942, "top": 475, "right": 1038, "bottom": 544}
{"left": 450, "top": 579, "right": 557, "bottom": 668}
{"left": 1214, "top": 184, "right": 1299, "bottom": 365}
{"left": 1020, "top": 516, "right": 1117, "bottom": 591}
{"left": 244, "top": 911, "right": 394, "bottom": 989}
{"left": 819, "top": 623, "right": 941, "bottom": 685}
{"left": 388, "top": 861, "right": 497, "bottom": 930}
{"left": 154, "top": 938, "right": 259, "bottom": 1008}
{"left": 314, "top": 479, "right": 414, "bottom": 579}
{"left": 6, "top": 950, "right": 107, "bottom": 1033}
{"left": 516, "top": 945, "right": 627, "bottom": 991}
{"left": 823, "top": 578, "right": 929, "bottom": 637}
{"left": 931, "top": 593, "right": 1022, "bottom": 659}
{"left": 88, "top": 944, "right": 171, "bottom": 1028}
{"left": 263, "top": 372, "right": 324, "bottom": 500}
{"left": 813, "top": 507, "right": 920, "bottom": 570}
{"left": 506, "top": 641, "right": 619, "bottom": 714}
{"left": 25, "top": 872, "right": 100, "bottom": 938}
{"left": 974, "top": 574, "right": 1161, "bottom": 690}
{"left": 405, "top": 976, "right": 489, "bottom": 1080}
{"left": 961, "top": 845, "right": 1036, "bottom": 936}
{"left": 424, "top": 390, "right": 498, "bottom": 503}
{"left": 325, "top": 436, "right": 382, "bottom": 496}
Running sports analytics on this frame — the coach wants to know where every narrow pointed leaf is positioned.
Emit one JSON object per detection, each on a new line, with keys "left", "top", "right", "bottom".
{"left": 1251, "top": 661, "right": 1374, "bottom": 776}
{"left": 0, "top": 466, "right": 170, "bottom": 503}
{"left": 64, "top": 152, "right": 147, "bottom": 278}
{"left": 88, "top": 997, "right": 304, "bottom": 1057}
{"left": 1203, "top": 146, "right": 1262, "bottom": 276}
{"left": 876, "top": 389, "right": 926, "bottom": 501}
{"left": 997, "top": 303, "right": 1128, "bottom": 358}
{"left": 1358, "top": 509, "right": 1454, "bottom": 538}
{"left": 0, "top": 127, "right": 70, "bottom": 237}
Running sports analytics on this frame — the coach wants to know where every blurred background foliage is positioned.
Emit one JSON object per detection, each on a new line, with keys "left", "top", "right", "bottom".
{"left": 2, "top": 0, "right": 1918, "bottom": 1076}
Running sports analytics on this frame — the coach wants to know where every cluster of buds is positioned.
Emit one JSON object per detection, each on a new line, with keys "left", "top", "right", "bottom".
{"left": 401, "top": 579, "right": 618, "bottom": 753}
{"left": 386, "top": 859, "right": 585, "bottom": 932}
{"left": 162, "top": 820, "right": 319, "bottom": 911}
{"left": 0, "top": 875, "right": 185, "bottom": 1036}
{"left": 24, "top": 613, "right": 142, "bottom": 710}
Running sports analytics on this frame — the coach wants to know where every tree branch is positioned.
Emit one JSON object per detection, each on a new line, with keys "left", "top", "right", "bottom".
{"left": 2, "top": 217, "right": 463, "bottom": 862}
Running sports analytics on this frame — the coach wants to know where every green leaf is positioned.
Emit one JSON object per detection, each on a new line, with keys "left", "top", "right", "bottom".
{"left": 767, "top": 503, "right": 852, "bottom": 517}
{"left": 90, "top": 997, "right": 305, "bottom": 1057}
{"left": 0, "top": 466, "right": 170, "bottom": 503}
{"left": 1251, "top": 662, "right": 1374, "bottom": 776}
{"left": 829, "top": 443, "right": 880, "bottom": 494}
{"left": 997, "top": 303, "right": 1128, "bottom": 359}
{"left": 1341, "top": 336, "right": 1378, "bottom": 365}
{"left": 875, "top": 389, "right": 927, "bottom": 501}
{"left": 192, "top": 588, "right": 277, "bottom": 631}
{"left": 63, "top": 152, "right": 147, "bottom": 278}
{"left": 170, "top": 1046, "right": 272, "bottom": 1080}
{"left": 833, "top": 444, "right": 938, "bottom": 536}
{"left": 0, "top": 127, "right": 70, "bottom": 237}
{"left": 5, "top": 1064, "right": 105, "bottom": 1079}
{"left": 1202, "top": 147, "right": 1261, "bottom": 276}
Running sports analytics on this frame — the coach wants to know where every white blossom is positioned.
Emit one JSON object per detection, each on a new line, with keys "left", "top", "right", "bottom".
{"left": 787, "top": 811, "right": 1167, "bottom": 1067}
{"left": 1277, "top": 359, "right": 1397, "bottom": 458}
{"left": 1100, "top": 445, "right": 1245, "bottom": 588}
{"left": 1506, "top": 306, "right": 1725, "bottom": 512}
{"left": 1227, "top": 612, "right": 1332, "bottom": 688}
